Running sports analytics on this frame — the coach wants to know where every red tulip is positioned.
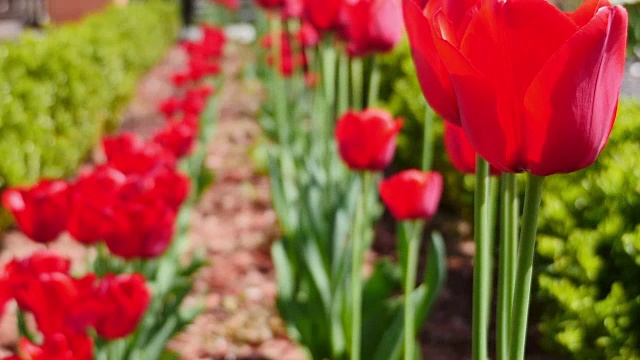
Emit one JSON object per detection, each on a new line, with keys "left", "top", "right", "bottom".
{"left": 335, "top": 109, "right": 403, "bottom": 171}
{"left": 2, "top": 180, "right": 71, "bottom": 243}
{"left": 102, "top": 133, "right": 176, "bottom": 175}
{"left": 103, "top": 174, "right": 176, "bottom": 259}
{"left": 1, "top": 250, "right": 70, "bottom": 318}
{"left": 379, "top": 170, "right": 443, "bottom": 220}
{"left": 8, "top": 333, "right": 93, "bottom": 360}
{"left": 3, "top": 253, "right": 95, "bottom": 336}
{"left": 414, "top": 0, "right": 628, "bottom": 175}
{"left": 297, "top": 22, "right": 320, "bottom": 48}
{"left": 182, "top": 25, "right": 226, "bottom": 60}
{"left": 149, "top": 167, "right": 191, "bottom": 211}
{"left": 84, "top": 274, "right": 150, "bottom": 339}
{"left": 444, "top": 122, "right": 500, "bottom": 175}
{"left": 67, "top": 166, "right": 127, "bottom": 244}
{"left": 284, "top": 0, "right": 303, "bottom": 18}
{"left": 152, "top": 120, "right": 197, "bottom": 158}
{"left": 183, "top": 85, "right": 215, "bottom": 115}
{"left": 342, "top": 0, "right": 403, "bottom": 57}
{"left": 158, "top": 97, "right": 183, "bottom": 118}
{"left": 303, "top": 0, "right": 344, "bottom": 31}
{"left": 403, "top": 0, "right": 480, "bottom": 124}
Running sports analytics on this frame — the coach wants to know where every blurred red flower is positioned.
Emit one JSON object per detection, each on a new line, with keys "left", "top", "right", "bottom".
{"left": 103, "top": 173, "right": 177, "bottom": 259}
{"left": 102, "top": 132, "right": 176, "bottom": 175}
{"left": 5, "top": 333, "right": 93, "bottom": 360}
{"left": 67, "top": 166, "right": 127, "bottom": 244}
{"left": 2, "top": 180, "right": 71, "bottom": 244}
{"left": 152, "top": 120, "right": 197, "bottom": 158}
{"left": 335, "top": 109, "right": 403, "bottom": 171}
{"left": 342, "top": 0, "right": 403, "bottom": 57}
{"left": 80, "top": 274, "right": 150, "bottom": 340}
{"left": 379, "top": 170, "right": 443, "bottom": 220}
{"left": 303, "top": 0, "right": 344, "bottom": 31}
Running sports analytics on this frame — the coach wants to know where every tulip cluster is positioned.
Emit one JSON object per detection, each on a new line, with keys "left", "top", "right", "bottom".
{"left": 0, "top": 23, "right": 224, "bottom": 359}
{"left": 251, "top": 0, "right": 449, "bottom": 358}
{"left": 0, "top": 251, "right": 150, "bottom": 360}
{"left": 257, "top": 0, "right": 403, "bottom": 75}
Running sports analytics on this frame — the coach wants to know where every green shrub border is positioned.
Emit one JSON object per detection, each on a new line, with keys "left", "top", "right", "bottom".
{"left": 0, "top": 0, "right": 179, "bottom": 188}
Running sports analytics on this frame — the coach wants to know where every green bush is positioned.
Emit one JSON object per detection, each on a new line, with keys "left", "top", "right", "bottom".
{"left": 537, "top": 99, "right": 640, "bottom": 360}
{"left": 0, "top": 1, "right": 178, "bottom": 187}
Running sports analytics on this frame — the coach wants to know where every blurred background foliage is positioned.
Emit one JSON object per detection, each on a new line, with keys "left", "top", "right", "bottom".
{"left": 376, "top": 6, "right": 640, "bottom": 357}
{"left": 0, "top": 0, "right": 178, "bottom": 189}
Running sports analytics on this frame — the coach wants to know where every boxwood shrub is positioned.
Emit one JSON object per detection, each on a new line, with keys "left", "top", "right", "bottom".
{"left": 537, "top": 99, "right": 640, "bottom": 360}
{"left": 0, "top": 0, "right": 178, "bottom": 188}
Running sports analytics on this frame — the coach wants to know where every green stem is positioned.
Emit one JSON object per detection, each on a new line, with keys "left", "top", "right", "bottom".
{"left": 404, "top": 222, "right": 421, "bottom": 360}
{"left": 496, "top": 173, "right": 518, "bottom": 360}
{"left": 351, "top": 172, "right": 372, "bottom": 360}
{"left": 269, "top": 17, "right": 289, "bottom": 145}
{"left": 351, "top": 57, "right": 363, "bottom": 110}
{"left": 321, "top": 41, "right": 337, "bottom": 124}
{"left": 17, "top": 308, "right": 36, "bottom": 343}
{"left": 421, "top": 105, "right": 434, "bottom": 172}
{"left": 367, "top": 57, "right": 381, "bottom": 108}
{"left": 338, "top": 52, "right": 350, "bottom": 116}
{"left": 472, "top": 156, "right": 491, "bottom": 360}
{"left": 508, "top": 174, "right": 544, "bottom": 360}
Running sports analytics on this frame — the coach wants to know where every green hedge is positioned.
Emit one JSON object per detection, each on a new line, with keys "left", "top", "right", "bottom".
{"left": 537, "top": 100, "right": 640, "bottom": 360}
{"left": 0, "top": 1, "right": 178, "bottom": 188}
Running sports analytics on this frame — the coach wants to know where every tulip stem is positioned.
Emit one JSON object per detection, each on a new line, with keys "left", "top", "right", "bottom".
{"left": 269, "top": 17, "right": 289, "bottom": 145}
{"left": 508, "top": 174, "right": 544, "bottom": 360}
{"left": 497, "top": 173, "right": 518, "bottom": 360}
{"left": 321, "top": 41, "right": 337, "bottom": 123}
{"left": 351, "top": 171, "right": 372, "bottom": 360}
{"left": 404, "top": 221, "right": 422, "bottom": 360}
{"left": 17, "top": 308, "right": 35, "bottom": 343}
{"left": 367, "top": 57, "right": 381, "bottom": 107}
{"left": 421, "top": 104, "right": 434, "bottom": 172}
{"left": 351, "top": 57, "right": 364, "bottom": 110}
{"left": 338, "top": 53, "right": 350, "bottom": 116}
{"left": 472, "top": 156, "right": 492, "bottom": 360}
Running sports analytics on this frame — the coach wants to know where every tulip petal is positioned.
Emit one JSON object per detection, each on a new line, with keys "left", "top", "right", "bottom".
{"left": 523, "top": 6, "right": 627, "bottom": 176}
{"left": 568, "top": 0, "right": 612, "bottom": 27}
{"left": 403, "top": 0, "right": 460, "bottom": 123}
{"left": 460, "top": 0, "right": 578, "bottom": 98}
{"left": 432, "top": 15, "right": 512, "bottom": 171}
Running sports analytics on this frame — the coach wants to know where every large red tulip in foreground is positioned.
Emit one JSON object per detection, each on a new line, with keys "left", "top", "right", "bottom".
{"left": 404, "top": 0, "right": 628, "bottom": 176}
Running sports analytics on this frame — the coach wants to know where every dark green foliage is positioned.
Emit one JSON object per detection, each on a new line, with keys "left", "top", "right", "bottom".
{"left": 0, "top": 1, "right": 178, "bottom": 187}
{"left": 537, "top": 99, "right": 640, "bottom": 360}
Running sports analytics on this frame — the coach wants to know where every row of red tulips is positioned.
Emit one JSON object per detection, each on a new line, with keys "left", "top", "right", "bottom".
{"left": 0, "top": 24, "right": 227, "bottom": 359}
